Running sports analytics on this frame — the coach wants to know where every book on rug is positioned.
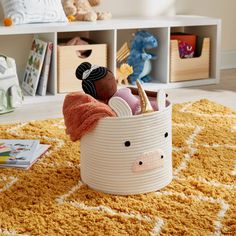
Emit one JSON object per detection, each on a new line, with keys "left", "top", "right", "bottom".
{"left": 37, "top": 41, "right": 53, "bottom": 96}
{"left": 0, "top": 139, "right": 50, "bottom": 169}
{"left": 0, "top": 144, "right": 50, "bottom": 169}
{"left": 21, "top": 38, "right": 48, "bottom": 96}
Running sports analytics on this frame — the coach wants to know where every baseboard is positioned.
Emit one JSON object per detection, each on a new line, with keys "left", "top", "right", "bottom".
{"left": 221, "top": 50, "right": 236, "bottom": 69}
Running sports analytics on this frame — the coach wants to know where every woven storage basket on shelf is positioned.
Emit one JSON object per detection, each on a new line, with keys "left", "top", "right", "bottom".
{"left": 80, "top": 101, "right": 172, "bottom": 195}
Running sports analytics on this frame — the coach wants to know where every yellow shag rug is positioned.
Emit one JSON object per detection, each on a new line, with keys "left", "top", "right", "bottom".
{"left": 0, "top": 99, "right": 236, "bottom": 235}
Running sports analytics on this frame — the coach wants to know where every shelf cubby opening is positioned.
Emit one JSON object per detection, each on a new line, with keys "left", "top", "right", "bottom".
{"left": 116, "top": 27, "right": 169, "bottom": 87}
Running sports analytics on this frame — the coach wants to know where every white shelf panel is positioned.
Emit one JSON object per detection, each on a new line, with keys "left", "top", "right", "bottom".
{"left": 126, "top": 78, "right": 218, "bottom": 91}
{"left": 0, "top": 15, "right": 220, "bottom": 35}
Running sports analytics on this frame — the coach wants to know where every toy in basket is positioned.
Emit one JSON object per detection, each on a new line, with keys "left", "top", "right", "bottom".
{"left": 63, "top": 62, "right": 172, "bottom": 195}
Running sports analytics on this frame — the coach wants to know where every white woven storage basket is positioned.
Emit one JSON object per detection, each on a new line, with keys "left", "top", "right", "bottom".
{"left": 80, "top": 101, "right": 172, "bottom": 195}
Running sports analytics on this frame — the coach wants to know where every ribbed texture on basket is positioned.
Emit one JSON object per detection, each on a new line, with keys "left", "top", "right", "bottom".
{"left": 80, "top": 103, "right": 172, "bottom": 195}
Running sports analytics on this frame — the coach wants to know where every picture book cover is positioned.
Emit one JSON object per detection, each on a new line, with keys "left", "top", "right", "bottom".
{"left": 21, "top": 38, "right": 47, "bottom": 96}
{"left": 0, "top": 144, "right": 50, "bottom": 169}
{"left": 37, "top": 42, "right": 53, "bottom": 96}
{"left": 0, "top": 139, "right": 40, "bottom": 165}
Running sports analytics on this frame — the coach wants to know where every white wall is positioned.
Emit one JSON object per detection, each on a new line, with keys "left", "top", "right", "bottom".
{"left": 99, "top": 0, "right": 176, "bottom": 17}
{"left": 175, "top": 0, "right": 236, "bottom": 51}
{"left": 175, "top": 0, "right": 236, "bottom": 68}
{"left": 100, "top": 0, "right": 236, "bottom": 68}
{"left": 101, "top": 0, "right": 235, "bottom": 50}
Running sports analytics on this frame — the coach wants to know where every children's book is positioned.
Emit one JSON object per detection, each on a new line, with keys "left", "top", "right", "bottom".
{"left": 21, "top": 38, "right": 47, "bottom": 96}
{"left": 0, "top": 144, "right": 50, "bottom": 169}
{"left": 0, "top": 139, "right": 40, "bottom": 165}
{"left": 37, "top": 42, "right": 53, "bottom": 96}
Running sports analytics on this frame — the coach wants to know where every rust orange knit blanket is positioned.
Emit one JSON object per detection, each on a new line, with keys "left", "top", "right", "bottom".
{"left": 63, "top": 92, "right": 116, "bottom": 141}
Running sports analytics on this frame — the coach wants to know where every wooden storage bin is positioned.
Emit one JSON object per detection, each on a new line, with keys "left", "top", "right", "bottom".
{"left": 57, "top": 44, "right": 107, "bottom": 93}
{"left": 170, "top": 37, "right": 210, "bottom": 82}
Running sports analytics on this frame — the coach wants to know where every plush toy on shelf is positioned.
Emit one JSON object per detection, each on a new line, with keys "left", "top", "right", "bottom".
{"left": 61, "top": 0, "right": 112, "bottom": 22}
{"left": 62, "top": 0, "right": 77, "bottom": 18}
{"left": 127, "top": 30, "right": 158, "bottom": 84}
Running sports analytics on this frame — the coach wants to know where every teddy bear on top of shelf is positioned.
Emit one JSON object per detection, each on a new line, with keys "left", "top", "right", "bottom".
{"left": 62, "top": 0, "right": 112, "bottom": 22}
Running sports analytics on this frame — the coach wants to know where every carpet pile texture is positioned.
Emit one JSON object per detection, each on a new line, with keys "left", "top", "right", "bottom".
{"left": 0, "top": 99, "right": 235, "bottom": 235}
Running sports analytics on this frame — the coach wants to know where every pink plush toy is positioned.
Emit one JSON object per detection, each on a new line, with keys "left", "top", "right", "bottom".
{"left": 112, "top": 87, "right": 158, "bottom": 115}
{"left": 113, "top": 88, "right": 140, "bottom": 115}
{"left": 66, "top": 37, "right": 90, "bottom": 58}
{"left": 66, "top": 36, "right": 89, "bottom": 46}
{"left": 178, "top": 41, "right": 194, "bottom": 58}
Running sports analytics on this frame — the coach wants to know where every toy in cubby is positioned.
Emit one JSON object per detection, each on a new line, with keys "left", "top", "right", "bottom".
{"left": 126, "top": 30, "right": 158, "bottom": 84}
{"left": 116, "top": 42, "right": 132, "bottom": 85}
{"left": 116, "top": 30, "right": 158, "bottom": 85}
{"left": 116, "top": 63, "right": 133, "bottom": 85}
{"left": 170, "top": 33, "right": 210, "bottom": 82}
{"left": 171, "top": 33, "right": 197, "bottom": 58}
{"left": 63, "top": 62, "right": 172, "bottom": 195}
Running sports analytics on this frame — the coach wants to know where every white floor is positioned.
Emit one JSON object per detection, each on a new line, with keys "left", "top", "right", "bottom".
{"left": 1, "top": 69, "right": 235, "bottom": 124}
{"left": 167, "top": 69, "right": 236, "bottom": 110}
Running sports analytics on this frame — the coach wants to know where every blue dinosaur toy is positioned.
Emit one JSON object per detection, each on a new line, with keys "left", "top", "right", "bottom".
{"left": 127, "top": 30, "right": 158, "bottom": 84}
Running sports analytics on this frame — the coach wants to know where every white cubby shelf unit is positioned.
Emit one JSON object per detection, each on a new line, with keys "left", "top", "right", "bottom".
{"left": 0, "top": 15, "right": 221, "bottom": 104}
